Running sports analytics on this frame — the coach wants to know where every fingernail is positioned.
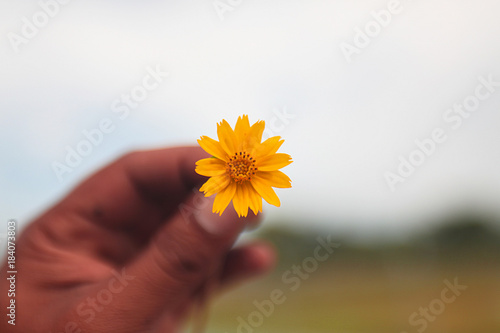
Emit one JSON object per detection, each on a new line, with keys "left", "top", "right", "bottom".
{"left": 196, "top": 197, "right": 244, "bottom": 236}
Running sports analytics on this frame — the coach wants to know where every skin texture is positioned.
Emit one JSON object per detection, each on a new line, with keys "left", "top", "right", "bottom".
{"left": 0, "top": 147, "right": 275, "bottom": 333}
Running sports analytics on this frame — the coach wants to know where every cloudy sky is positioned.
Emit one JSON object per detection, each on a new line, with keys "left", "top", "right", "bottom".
{"left": 1, "top": 0, "right": 500, "bottom": 240}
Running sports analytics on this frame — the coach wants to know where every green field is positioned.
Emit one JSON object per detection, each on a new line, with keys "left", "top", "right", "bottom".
{"left": 201, "top": 219, "right": 500, "bottom": 333}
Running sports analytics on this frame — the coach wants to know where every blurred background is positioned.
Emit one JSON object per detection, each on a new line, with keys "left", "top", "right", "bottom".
{"left": 1, "top": 0, "right": 499, "bottom": 332}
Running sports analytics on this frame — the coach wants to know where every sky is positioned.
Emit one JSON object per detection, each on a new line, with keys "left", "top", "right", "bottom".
{"left": 1, "top": 0, "right": 500, "bottom": 241}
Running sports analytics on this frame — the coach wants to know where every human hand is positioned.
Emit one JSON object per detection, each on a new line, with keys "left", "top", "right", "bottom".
{"left": 0, "top": 147, "right": 275, "bottom": 333}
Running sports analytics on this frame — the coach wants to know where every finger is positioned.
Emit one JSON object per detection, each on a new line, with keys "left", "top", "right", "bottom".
{"left": 35, "top": 147, "right": 210, "bottom": 263}
{"left": 220, "top": 242, "right": 276, "bottom": 287}
{"left": 149, "top": 243, "right": 275, "bottom": 333}
{"left": 84, "top": 195, "right": 262, "bottom": 332}
{"left": 60, "top": 146, "right": 208, "bottom": 228}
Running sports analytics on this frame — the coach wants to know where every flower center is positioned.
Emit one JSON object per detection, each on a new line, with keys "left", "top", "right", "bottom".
{"left": 226, "top": 151, "right": 257, "bottom": 184}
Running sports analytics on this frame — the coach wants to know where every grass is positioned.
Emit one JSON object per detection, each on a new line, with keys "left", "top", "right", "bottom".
{"left": 204, "top": 253, "right": 500, "bottom": 333}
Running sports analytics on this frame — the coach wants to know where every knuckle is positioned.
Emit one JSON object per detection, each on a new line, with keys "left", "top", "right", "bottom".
{"left": 153, "top": 240, "right": 213, "bottom": 283}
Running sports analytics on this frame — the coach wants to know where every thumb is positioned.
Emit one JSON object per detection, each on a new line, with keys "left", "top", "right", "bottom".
{"left": 86, "top": 193, "right": 259, "bottom": 332}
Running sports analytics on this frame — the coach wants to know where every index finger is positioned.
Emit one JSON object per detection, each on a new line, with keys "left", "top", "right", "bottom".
{"left": 56, "top": 146, "right": 209, "bottom": 235}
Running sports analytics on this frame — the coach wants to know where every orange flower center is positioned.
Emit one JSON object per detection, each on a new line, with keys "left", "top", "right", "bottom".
{"left": 226, "top": 152, "right": 257, "bottom": 184}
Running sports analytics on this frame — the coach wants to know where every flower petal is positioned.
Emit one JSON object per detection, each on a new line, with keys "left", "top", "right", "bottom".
{"left": 232, "top": 184, "right": 249, "bottom": 217}
{"left": 254, "top": 170, "right": 291, "bottom": 188}
{"left": 256, "top": 153, "right": 292, "bottom": 172}
{"left": 234, "top": 115, "right": 250, "bottom": 147}
{"left": 244, "top": 182, "right": 262, "bottom": 215}
{"left": 253, "top": 136, "right": 284, "bottom": 159}
{"left": 195, "top": 158, "right": 227, "bottom": 177}
{"left": 249, "top": 120, "right": 265, "bottom": 143}
{"left": 240, "top": 120, "right": 265, "bottom": 152}
{"left": 217, "top": 120, "right": 237, "bottom": 156}
{"left": 198, "top": 136, "right": 228, "bottom": 161}
{"left": 200, "top": 174, "right": 230, "bottom": 197}
{"left": 251, "top": 177, "right": 280, "bottom": 207}
{"left": 213, "top": 182, "right": 237, "bottom": 215}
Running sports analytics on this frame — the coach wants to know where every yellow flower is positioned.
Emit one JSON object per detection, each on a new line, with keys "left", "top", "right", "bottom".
{"left": 196, "top": 115, "right": 292, "bottom": 217}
